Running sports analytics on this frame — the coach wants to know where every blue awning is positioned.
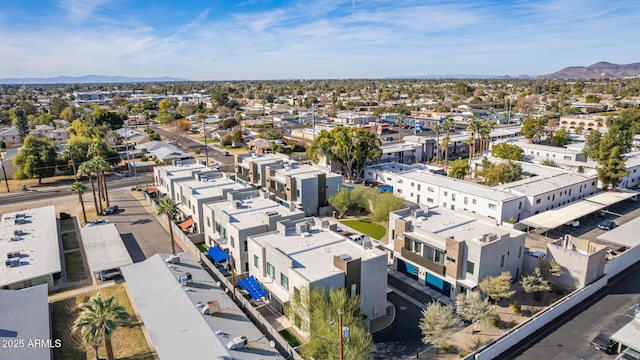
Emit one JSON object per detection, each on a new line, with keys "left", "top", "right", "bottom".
{"left": 206, "top": 247, "right": 230, "bottom": 262}
{"left": 237, "top": 276, "right": 268, "bottom": 301}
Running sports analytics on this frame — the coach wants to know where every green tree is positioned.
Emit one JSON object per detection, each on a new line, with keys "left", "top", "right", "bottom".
{"left": 13, "top": 135, "right": 57, "bottom": 184}
{"left": 520, "top": 267, "right": 552, "bottom": 300}
{"left": 290, "top": 287, "right": 373, "bottom": 360}
{"left": 553, "top": 128, "right": 569, "bottom": 147}
{"left": 371, "top": 192, "right": 406, "bottom": 223}
{"left": 72, "top": 293, "right": 131, "bottom": 360}
{"left": 538, "top": 257, "right": 562, "bottom": 280}
{"left": 455, "top": 291, "right": 492, "bottom": 333}
{"left": 540, "top": 159, "right": 559, "bottom": 167}
{"left": 221, "top": 118, "right": 239, "bottom": 129}
{"left": 448, "top": 159, "right": 469, "bottom": 179}
{"left": 329, "top": 188, "right": 351, "bottom": 218}
{"left": 13, "top": 108, "right": 29, "bottom": 142}
{"left": 307, "top": 127, "right": 381, "bottom": 181}
{"left": 350, "top": 187, "right": 372, "bottom": 217}
{"left": 50, "top": 98, "right": 69, "bottom": 117}
{"left": 583, "top": 130, "right": 601, "bottom": 161}
{"left": 71, "top": 181, "right": 88, "bottom": 224}
{"left": 597, "top": 145, "right": 629, "bottom": 189}
{"left": 521, "top": 117, "right": 546, "bottom": 143}
{"left": 157, "top": 196, "right": 179, "bottom": 255}
{"left": 491, "top": 143, "right": 525, "bottom": 161}
{"left": 419, "top": 301, "right": 459, "bottom": 351}
{"left": 479, "top": 272, "right": 516, "bottom": 308}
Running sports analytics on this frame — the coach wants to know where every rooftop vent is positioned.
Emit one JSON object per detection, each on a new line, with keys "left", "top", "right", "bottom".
{"left": 295, "top": 221, "right": 309, "bottom": 234}
{"left": 166, "top": 255, "right": 181, "bottom": 264}
{"left": 362, "top": 240, "right": 373, "bottom": 250}
{"left": 227, "top": 336, "right": 248, "bottom": 350}
{"left": 411, "top": 209, "right": 424, "bottom": 218}
{"left": 232, "top": 200, "right": 242, "bottom": 209}
{"left": 265, "top": 211, "right": 279, "bottom": 217}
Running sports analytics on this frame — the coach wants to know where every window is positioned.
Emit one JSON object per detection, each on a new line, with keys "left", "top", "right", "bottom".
{"left": 536, "top": 199, "right": 541, "bottom": 204}
{"left": 411, "top": 182, "right": 414, "bottom": 187}
{"left": 500, "top": 255, "right": 505, "bottom": 267}
{"left": 472, "top": 199, "right": 477, "bottom": 205}
{"left": 518, "top": 202, "right": 522, "bottom": 210}
{"left": 243, "top": 240, "right": 248, "bottom": 252}
{"left": 427, "top": 198, "right": 434, "bottom": 203}
{"left": 428, "top": 187, "right": 434, "bottom": 192}
{"left": 518, "top": 246, "right": 522, "bottom": 258}
{"left": 207, "top": 217, "right": 211, "bottom": 227}
{"left": 466, "top": 261, "right": 475, "bottom": 275}
{"left": 230, "top": 235, "right": 234, "bottom": 247}
{"left": 280, "top": 273, "right": 289, "bottom": 290}
{"left": 443, "top": 202, "right": 447, "bottom": 208}
{"left": 397, "top": 189, "right": 402, "bottom": 194}
{"left": 350, "top": 283, "right": 357, "bottom": 297}
{"left": 451, "top": 194, "right": 456, "bottom": 201}
{"left": 397, "top": 179, "right": 403, "bottom": 184}
{"left": 254, "top": 255, "right": 260, "bottom": 268}
{"left": 488, "top": 203, "right": 497, "bottom": 210}
{"left": 267, "top": 263, "right": 275, "bottom": 279}
{"left": 413, "top": 241, "right": 422, "bottom": 253}
{"left": 444, "top": 191, "right": 448, "bottom": 196}
{"left": 417, "top": 184, "right": 421, "bottom": 191}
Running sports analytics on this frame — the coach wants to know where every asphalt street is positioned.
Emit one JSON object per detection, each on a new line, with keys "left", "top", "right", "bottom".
{"left": 502, "top": 262, "right": 640, "bottom": 360}
{"left": 373, "top": 292, "right": 428, "bottom": 360}
{"left": 152, "top": 125, "right": 235, "bottom": 167}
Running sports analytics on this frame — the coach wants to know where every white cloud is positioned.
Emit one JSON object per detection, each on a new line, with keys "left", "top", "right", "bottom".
{"left": 57, "top": 0, "right": 111, "bottom": 21}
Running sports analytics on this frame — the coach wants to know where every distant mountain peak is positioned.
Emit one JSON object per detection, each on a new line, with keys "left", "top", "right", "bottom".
{"left": 0, "top": 74, "right": 190, "bottom": 84}
{"left": 539, "top": 62, "right": 640, "bottom": 79}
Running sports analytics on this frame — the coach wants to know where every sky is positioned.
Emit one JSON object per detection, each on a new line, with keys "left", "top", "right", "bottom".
{"left": 1, "top": 0, "right": 639, "bottom": 80}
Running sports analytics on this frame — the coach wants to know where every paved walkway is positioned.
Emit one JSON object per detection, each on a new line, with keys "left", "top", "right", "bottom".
{"left": 388, "top": 268, "right": 452, "bottom": 306}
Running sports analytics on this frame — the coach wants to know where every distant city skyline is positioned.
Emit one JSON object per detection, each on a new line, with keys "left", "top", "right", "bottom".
{"left": 1, "top": 0, "right": 639, "bottom": 81}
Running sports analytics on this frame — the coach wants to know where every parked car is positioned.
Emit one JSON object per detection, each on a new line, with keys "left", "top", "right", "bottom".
{"left": 353, "top": 178, "right": 364, "bottom": 184}
{"left": 616, "top": 348, "right": 640, "bottom": 360}
{"left": 222, "top": 151, "right": 230, "bottom": 156}
{"left": 85, "top": 219, "right": 108, "bottom": 227}
{"left": 105, "top": 205, "right": 119, "bottom": 215}
{"left": 377, "top": 185, "right": 393, "bottom": 193}
{"left": 590, "top": 330, "right": 615, "bottom": 353}
{"left": 598, "top": 219, "right": 616, "bottom": 230}
{"left": 565, "top": 220, "right": 580, "bottom": 227}
{"left": 385, "top": 136, "right": 394, "bottom": 141}
{"left": 97, "top": 268, "right": 122, "bottom": 281}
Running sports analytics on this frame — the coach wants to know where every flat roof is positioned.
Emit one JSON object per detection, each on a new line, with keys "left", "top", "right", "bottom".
{"left": 271, "top": 164, "right": 337, "bottom": 182}
{"left": 398, "top": 170, "right": 522, "bottom": 201}
{"left": 400, "top": 206, "right": 522, "bottom": 246}
{"left": 0, "top": 206, "right": 61, "bottom": 287}
{"left": 497, "top": 172, "right": 594, "bottom": 197}
{"left": 80, "top": 224, "right": 133, "bottom": 273}
{"left": 159, "top": 163, "right": 206, "bottom": 178}
{"left": 596, "top": 215, "right": 640, "bottom": 248}
{"left": 207, "top": 196, "right": 303, "bottom": 231}
{"left": 250, "top": 219, "right": 386, "bottom": 283}
{"left": 121, "top": 253, "right": 278, "bottom": 360}
{"left": 367, "top": 162, "right": 427, "bottom": 173}
{"left": 0, "top": 285, "right": 51, "bottom": 360}
{"left": 380, "top": 143, "right": 419, "bottom": 153}
{"left": 611, "top": 318, "right": 640, "bottom": 352}
{"left": 178, "top": 178, "right": 244, "bottom": 199}
{"left": 519, "top": 191, "right": 638, "bottom": 229}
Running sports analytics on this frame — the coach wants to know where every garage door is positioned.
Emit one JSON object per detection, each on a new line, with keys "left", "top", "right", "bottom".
{"left": 397, "top": 259, "right": 419, "bottom": 280}
{"left": 426, "top": 272, "right": 451, "bottom": 296}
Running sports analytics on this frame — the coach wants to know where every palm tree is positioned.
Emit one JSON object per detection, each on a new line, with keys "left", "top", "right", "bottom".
{"left": 441, "top": 119, "right": 454, "bottom": 166}
{"left": 442, "top": 135, "right": 451, "bottom": 168}
{"left": 78, "top": 162, "right": 101, "bottom": 215}
{"left": 479, "top": 119, "right": 494, "bottom": 155}
{"left": 157, "top": 196, "right": 179, "bottom": 255}
{"left": 72, "top": 293, "right": 130, "bottom": 360}
{"left": 465, "top": 137, "right": 475, "bottom": 167}
{"left": 62, "top": 144, "right": 81, "bottom": 181}
{"left": 432, "top": 123, "right": 443, "bottom": 164}
{"left": 71, "top": 182, "right": 88, "bottom": 224}
{"left": 92, "top": 156, "right": 112, "bottom": 208}
{"left": 467, "top": 119, "right": 481, "bottom": 157}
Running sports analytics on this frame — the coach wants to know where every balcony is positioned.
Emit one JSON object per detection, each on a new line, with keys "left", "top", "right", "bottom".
{"left": 401, "top": 248, "right": 446, "bottom": 276}
{"left": 236, "top": 171, "right": 250, "bottom": 182}
{"left": 274, "top": 189, "right": 287, "bottom": 201}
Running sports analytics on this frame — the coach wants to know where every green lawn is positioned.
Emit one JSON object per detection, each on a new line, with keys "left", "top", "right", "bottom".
{"left": 62, "top": 232, "right": 79, "bottom": 250}
{"left": 339, "top": 220, "right": 386, "bottom": 240}
{"left": 51, "top": 298, "right": 86, "bottom": 360}
{"left": 279, "top": 328, "right": 302, "bottom": 347}
{"left": 195, "top": 242, "right": 209, "bottom": 252}
{"left": 64, "top": 252, "right": 87, "bottom": 282}
{"left": 60, "top": 218, "right": 76, "bottom": 232}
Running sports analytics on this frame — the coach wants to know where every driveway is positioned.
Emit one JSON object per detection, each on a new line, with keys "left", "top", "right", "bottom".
{"left": 373, "top": 292, "right": 428, "bottom": 360}
{"left": 105, "top": 188, "right": 175, "bottom": 261}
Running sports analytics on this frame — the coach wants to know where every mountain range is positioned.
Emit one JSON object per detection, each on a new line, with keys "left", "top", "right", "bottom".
{"left": 0, "top": 75, "right": 189, "bottom": 84}
{"left": 539, "top": 62, "right": 640, "bottom": 79}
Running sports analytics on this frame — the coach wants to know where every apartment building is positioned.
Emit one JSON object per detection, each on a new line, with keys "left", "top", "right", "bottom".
{"left": 559, "top": 115, "right": 607, "bottom": 132}
{"left": 0, "top": 127, "right": 21, "bottom": 148}
{"left": 0, "top": 206, "right": 61, "bottom": 289}
{"left": 153, "top": 160, "right": 207, "bottom": 201}
{"left": 492, "top": 138, "right": 586, "bottom": 162}
{"left": 174, "top": 172, "right": 251, "bottom": 233}
{"left": 389, "top": 206, "right": 525, "bottom": 300}
{"left": 202, "top": 190, "right": 305, "bottom": 274}
{"left": 264, "top": 162, "right": 342, "bottom": 216}
{"left": 618, "top": 152, "right": 640, "bottom": 189}
{"left": 247, "top": 218, "right": 388, "bottom": 331}
{"left": 235, "top": 152, "right": 287, "bottom": 189}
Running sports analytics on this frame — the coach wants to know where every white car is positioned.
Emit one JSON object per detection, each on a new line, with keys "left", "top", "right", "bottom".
{"left": 565, "top": 220, "right": 580, "bottom": 227}
{"left": 84, "top": 219, "right": 109, "bottom": 227}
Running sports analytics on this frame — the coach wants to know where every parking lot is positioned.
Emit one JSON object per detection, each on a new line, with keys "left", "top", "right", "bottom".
{"left": 543, "top": 198, "right": 640, "bottom": 245}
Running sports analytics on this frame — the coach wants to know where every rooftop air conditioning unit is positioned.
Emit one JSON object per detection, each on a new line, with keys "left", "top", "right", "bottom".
{"left": 166, "top": 255, "right": 181, "bottom": 264}
{"left": 296, "top": 222, "right": 309, "bottom": 234}
{"left": 232, "top": 200, "right": 242, "bottom": 209}
{"left": 482, "top": 233, "right": 498, "bottom": 243}
{"left": 5, "top": 258, "right": 19, "bottom": 268}
{"left": 411, "top": 209, "right": 424, "bottom": 218}
{"left": 227, "top": 336, "right": 248, "bottom": 350}
{"left": 6, "top": 251, "right": 20, "bottom": 259}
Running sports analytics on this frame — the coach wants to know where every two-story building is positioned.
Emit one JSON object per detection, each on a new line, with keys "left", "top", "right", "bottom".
{"left": 247, "top": 218, "right": 388, "bottom": 332}
{"left": 389, "top": 205, "right": 526, "bottom": 300}
{"left": 234, "top": 152, "right": 286, "bottom": 189}
{"left": 202, "top": 190, "right": 305, "bottom": 274}
{"left": 153, "top": 160, "right": 207, "bottom": 201}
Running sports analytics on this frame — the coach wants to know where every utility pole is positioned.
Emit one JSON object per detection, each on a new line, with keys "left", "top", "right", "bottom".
{"left": 338, "top": 309, "right": 344, "bottom": 360}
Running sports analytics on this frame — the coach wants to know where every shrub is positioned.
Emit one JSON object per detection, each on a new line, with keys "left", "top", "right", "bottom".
{"left": 440, "top": 343, "right": 452, "bottom": 353}
{"left": 533, "top": 291, "right": 543, "bottom": 302}
{"left": 549, "top": 297, "right": 559, "bottom": 305}
{"left": 488, "top": 312, "right": 501, "bottom": 327}
{"left": 506, "top": 320, "right": 518, "bottom": 329}
{"left": 140, "top": 155, "right": 149, "bottom": 162}
{"left": 510, "top": 301, "right": 521, "bottom": 314}
{"left": 555, "top": 287, "right": 565, "bottom": 296}
{"left": 459, "top": 350, "right": 470, "bottom": 358}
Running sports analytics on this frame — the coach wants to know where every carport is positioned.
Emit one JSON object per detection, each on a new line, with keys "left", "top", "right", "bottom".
{"left": 81, "top": 224, "right": 133, "bottom": 280}
{"left": 610, "top": 318, "right": 640, "bottom": 353}
{"left": 519, "top": 191, "right": 637, "bottom": 230}
{"left": 596, "top": 215, "right": 640, "bottom": 248}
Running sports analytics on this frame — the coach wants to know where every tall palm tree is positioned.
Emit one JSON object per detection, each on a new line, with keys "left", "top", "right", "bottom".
{"left": 78, "top": 162, "right": 101, "bottom": 216}
{"left": 432, "top": 123, "right": 443, "bottom": 164}
{"left": 467, "top": 119, "right": 481, "bottom": 157}
{"left": 62, "top": 144, "right": 81, "bottom": 181}
{"left": 92, "top": 156, "right": 112, "bottom": 208}
{"left": 72, "top": 293, "right": 130, "bottom": 360}
{"left": 157, "top": 196, "right": 179, "bottom": 255}
{"left": 442, "top": 135, "right": 451, "bottom": 168}
{"left": 71, "top": 182, "right": 88, "bottom": 224}
{"left": 465, "top": 137, "right": 475, "bottom": 167}
{"left": 441, "top": 119, "right": 454, "bottom": 166}
{"left": 479, "top": 119, "right": 494, "bottom": 155}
